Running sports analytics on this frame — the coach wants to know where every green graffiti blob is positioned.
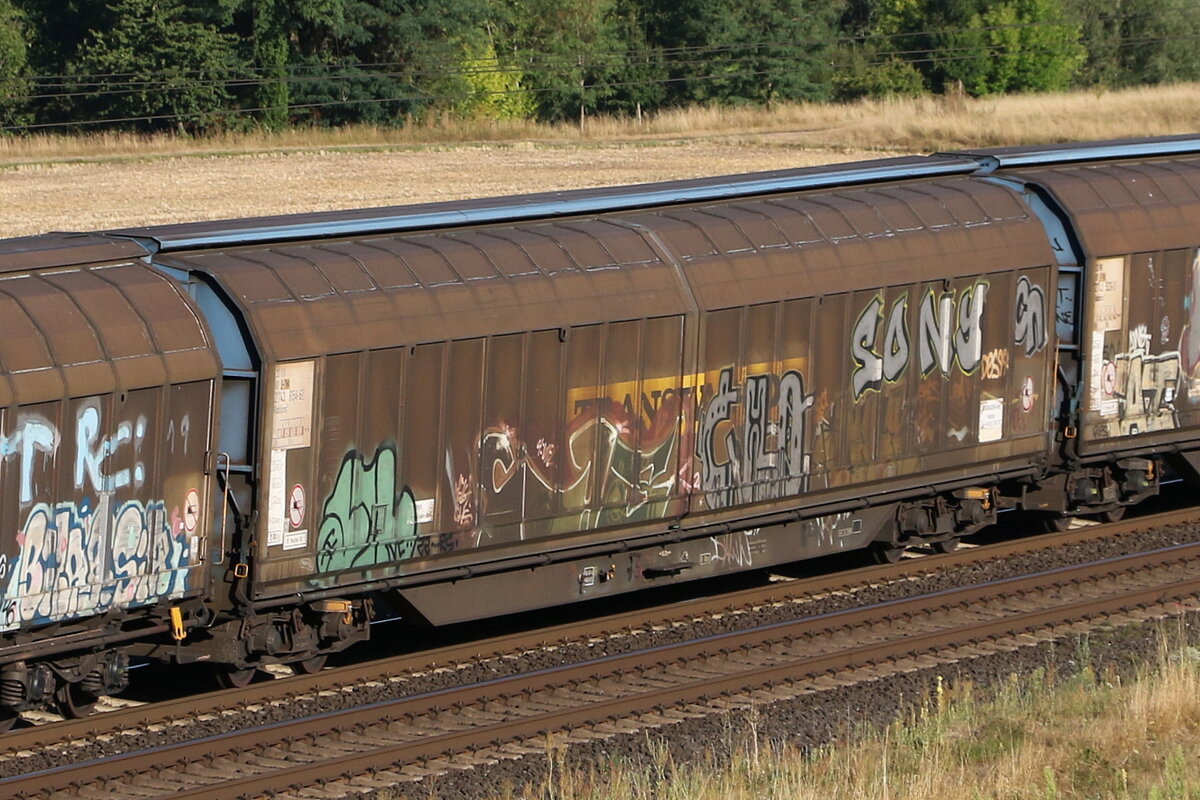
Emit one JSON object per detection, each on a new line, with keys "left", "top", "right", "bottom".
{"left": 317, "top": 444, "right": 416, "bottom": 574}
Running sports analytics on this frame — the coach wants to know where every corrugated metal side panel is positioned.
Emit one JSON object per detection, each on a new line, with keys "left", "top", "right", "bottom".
{"left": 1007, "top": 158, "right": 1200, "bottom": 257}
{"left": 161, "top": 220, "right": 687, "bottom": 362}
{"left": 630, "top": 177, "right": 1054, "bottom": 310}
{"left": 0, "top": 262, "right": 219, "bottom": 406}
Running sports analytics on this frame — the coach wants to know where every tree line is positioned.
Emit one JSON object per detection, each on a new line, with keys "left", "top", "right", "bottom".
{"left": 0, "top": 0, "right": 1197, "bottom": 133}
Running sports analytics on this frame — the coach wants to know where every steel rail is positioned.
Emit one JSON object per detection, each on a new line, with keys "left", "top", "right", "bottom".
{"left": 168, "top": 575, "right": 1200, "bottom": 800}
{"left": 9, "top": 537, "right": 1200, "bottom": 799}
{"left": 1, "top": 507, "right": 1195, "bottom": 758}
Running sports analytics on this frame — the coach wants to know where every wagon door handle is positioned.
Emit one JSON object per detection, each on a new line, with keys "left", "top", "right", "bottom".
{"left": 215, "top": 451, "right": 231, "bottom": 565}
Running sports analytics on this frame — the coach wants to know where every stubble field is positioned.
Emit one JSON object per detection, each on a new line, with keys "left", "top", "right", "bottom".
{"left": 0, "top": 142, "right": 901, "bottom": 237}
{"left": 2, "top": 82, "right": 1199, "bottom": 238}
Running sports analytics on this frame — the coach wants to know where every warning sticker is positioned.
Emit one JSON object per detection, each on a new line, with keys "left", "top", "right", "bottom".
{"left": 283, "top": 529, "right": 308, "bottom": 551}
{"left": 183, "top": 488, "right": 200, "bottom": 533}
{"left": 1021, "top": 377, "right": 1035, "bottom": 412}
{"left": 1101, "top": 361, "right": 1117, "bottom": 395}
{"left": 289, "top": 484, "right": 306, "bottom": 528}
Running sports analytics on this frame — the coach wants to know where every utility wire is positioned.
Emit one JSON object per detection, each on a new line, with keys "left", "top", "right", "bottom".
{"left": 7, "top": 31, "right": 1195, "bottom": 134}
{"left": 7, "top": 27, "right": 1196, "bottom": 108}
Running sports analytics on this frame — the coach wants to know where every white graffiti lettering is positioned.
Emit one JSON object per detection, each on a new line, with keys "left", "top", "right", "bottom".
{"left": 918, "top": 282, "right": 988, "bottom": 376}
{"left": 698, "top": 367, "right": 813, "bottom": 509}
{"left": 1014, "top": 276, "right": 1047, "bottom": 356}
{"left": 1, "top": 495, "right": 192, "bottom": 632}
{"left": 883, "top": 297, "right": 910, "bottom": 383}
{"left": 74, "top": 405, "right": 147, "bottom": 494}
{"left": 851, "top": 296, "right": 910, "bottom": 400}
{"left": 851, "top": 296, "right": 884, "bottom": 398}
{"left": 0, "top": 416, "right": 58, "bottom": 504}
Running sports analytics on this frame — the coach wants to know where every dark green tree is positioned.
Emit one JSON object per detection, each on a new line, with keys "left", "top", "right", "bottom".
{"left": 12, "top": 1, "right": 108, "bottom": 78}
{"left": 0, "top": 0, "right": 26, "bottom": 125}
{"left": 490, "top": 0, "right": 661, "bottom": 123}
{"left": 1066, "top": 0, "right": 1200, "bottom": 88}
{"left": 70, "top": 0, "right": 239, "bottom": 132}
{"left": 11, "top": 0, "right": 110, "bottom": 126}
{"left": 831, "top": 0, "right": 928, "bottom": 99}
{"left": 828, "top": 42, "right": 927, "bottom": 100}
{"left": 238, "top": 0, "right": 345, "bottom": 129}
{"left": 240, "top": 0, "right": 492, "bottom": 127}
{"left": 645, "top": 0, "right": 842, "bottom": 106}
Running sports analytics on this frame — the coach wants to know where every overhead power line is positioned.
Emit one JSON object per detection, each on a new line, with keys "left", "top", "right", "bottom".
{"left": 5, "top": 35, "right": 1194, "bottom": 134}
{"left": 2, "top": 21, "right": 1197, "bottom": 132}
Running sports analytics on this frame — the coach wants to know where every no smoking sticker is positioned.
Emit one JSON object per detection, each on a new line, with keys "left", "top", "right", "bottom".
{"left": 1021, "top": 376, "right": 1035, "bottom": 412}
{"left": 1102, "top": 361, "right": 1117, "bottom": 395}
{"left": 183, "top": 488, "right": 200, "bottom": 533}
{"left": 289, "top": 484, "right": 306, "bottom": 528}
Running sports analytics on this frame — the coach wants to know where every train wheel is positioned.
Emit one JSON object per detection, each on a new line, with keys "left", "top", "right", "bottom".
{"left": 1101, "top": 506, "right": 1127, "bottom": 523}
{"left": 931, "top": 538, "right": 959, "bottom": 554}
{"left": 871, "top": 543, "right": 906, "bottom": 564}
{"left": 293, "top": 654, "right": 327, "bottom": 675}
{"left": 214, "top": 666, "right": 257, "bottom": 690}
{"left": 55, "top": 682, "right": 98, "bottom": 719}
{"left": 1042, "top": 513, "right": 1076, "bottom": 532}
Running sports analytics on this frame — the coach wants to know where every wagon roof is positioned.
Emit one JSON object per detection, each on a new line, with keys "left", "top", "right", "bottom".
{"left": 0, "top": 232, "right": 150, "bottom": 272}
{"left": 947, "top": 134, "right": 1200, "bottom": 169}
{"left": 1002, "top": 154, "right": 1200, "bottom": 258}
{"left": 0, "top": 234, "right": 219, "bottom": 405}
{"left": 150, "top": 174, "right": 1056, "bottom": 362}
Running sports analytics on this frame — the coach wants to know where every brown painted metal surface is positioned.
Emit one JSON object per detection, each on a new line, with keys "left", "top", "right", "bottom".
{"left": 157, "top": 177, "right": 1050, "bottom": 361}
{"left": 0, "top": 233, "right": 148, "bottom": 274}
{"left": 0, "top": 237, "right": 220, "bottom": 648}
{"left": 157, "top": 221, "right": 685, "bottom": 361}
{"left": 149, "top": 173, "right": 1061, "bottom": 600}
{"left": 0, "top": 241, "right": 218, "bottom": 406}
{"left": 632, "top": 177, "right": 1051, "bottom": 311}
{"left": 1005, "top": 157, "right": 1200, "bottom": 454}
{"left": 1009, "top": 156, "right": 1200, "bottom": 258}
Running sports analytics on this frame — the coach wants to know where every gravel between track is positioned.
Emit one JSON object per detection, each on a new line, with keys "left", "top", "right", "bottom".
{"left": 414, "top": 610, "right": 1199, "bottom": 800}
{"left": 9, "top": 518, "right": 1198, "bottom": 779}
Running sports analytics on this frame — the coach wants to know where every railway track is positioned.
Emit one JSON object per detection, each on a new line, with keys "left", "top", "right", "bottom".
{"left": 6, "top": 509, "right": 1200, "bottom": 799}
{"left": 0, "top": 504, "right": 1192, "bottom": 763}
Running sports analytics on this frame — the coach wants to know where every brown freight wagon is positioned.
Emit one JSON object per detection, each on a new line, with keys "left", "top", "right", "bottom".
{"left": 0, "top": 234, "right": 219, "bottom": 718}
{"left": 0, "top": 135, "right": 1199, "bottom": 714}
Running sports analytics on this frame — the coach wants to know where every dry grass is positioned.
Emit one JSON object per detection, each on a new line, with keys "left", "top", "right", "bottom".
{"left": 2, "top": 83, "right": 1199, "bottom": 163}
{"left": 0, "top": 82, "right": 1197, "bottom": 237}
{"left": 515, "top": 634, "right": 1200, "bottom": 800}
